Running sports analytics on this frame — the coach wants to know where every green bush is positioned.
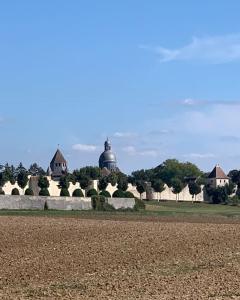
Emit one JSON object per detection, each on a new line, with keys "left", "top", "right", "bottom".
{"left": 72, "top": 189, "right": 84, "bottom": 197}
{"left": 12, "top": 188, "right": 20, "bottom": 195}
{"left": 0, "top": 188, "right": 5, "bottom": 195}
{"left": 60, "top": 188, "right": 70, "bottom": 197}
{"left": 87, "top": 189, "right": 98, "bottom": 197}
{"left": 112, "top": 189, "right": 125, "bottom": 198}
{"left": 91, "top": 195, "right": 115, "bottom": 211}
{"left": 124, "top": 191, "right": 135, "bottom": 198}
{"left": 134, "top": 197, "right": 146, "bottom": 210}
{"left": 39, "top": 188, "right": 50, "bottom": 196}
{"left": 99, "top": 190, "right": 111, "bottom": 198}
{"left": 228, "top": 195, "right": 240, "bottom": 206}
{"left": 25, "top": 188, "right": 34, "bottom": 196}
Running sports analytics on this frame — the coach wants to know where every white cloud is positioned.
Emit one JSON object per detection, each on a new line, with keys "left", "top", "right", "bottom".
{"left": 122, "top": 146, "right": 158, "bottom": 157}
{"left": 184, "top": 153, "right": 216, "bottom": 159}
{"left": 143, "top": 34, "right": 240, "bottom": 64}
{"left": 72, "top": 144, "right": 97, "bottom": 152}
{"left": 181, "top": 98, "right": 240, "bottom": 107}
{"left": 114, "top": 132, "right": 137, "bottom": 138}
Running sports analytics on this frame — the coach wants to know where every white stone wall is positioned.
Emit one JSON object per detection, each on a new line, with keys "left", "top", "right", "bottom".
{"left": 2, "top": 181, "right": 29, "bottom": 195}
{"left": 151, "top": 184, "right": 204, "bottom": 202}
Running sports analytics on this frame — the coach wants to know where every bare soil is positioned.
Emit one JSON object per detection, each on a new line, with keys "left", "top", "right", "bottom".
{"left": 1, "top": 216, "right": 240, "bottom": 299}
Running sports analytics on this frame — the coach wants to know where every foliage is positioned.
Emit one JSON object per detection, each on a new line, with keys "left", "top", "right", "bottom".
{"left": 211, "top": 187, "right": 228, "bottom": 204}
{"left": 225, "top": 182, "right": 236, "bottom": 196}
{"left": 136, "top": 181, "right": 145, "bottom": 199}
{"left": 99, "top": 190, "right": 111, "bottom": 198}
{"left": 72, "top": 189, "right": 84, "bottom": 197}
{"left": 124, "top": 191, "right": 135, "bottom": 198}
{"left": 28, "top": 163, "right": 46, "bottom": 176}
{"left": 58, "top": 176, "right": 70, "bottom": 189}
{"left": 0, "top": 188, "right": 5, "bottom": 195}
{"left": 17, "top": 171, "right": 29, "bottom": 189}
{"left": 112, "top": 189, "right": 125, "bottom": 198}
{"left": 228, "top": 195, "right": 240, "bottom": 206}
{"left": 171, "top": 178, "right": 184, "bottom": 201}
{"left": 117, "top": 175, "right": 128, "bottom": 191}
{"left": 98, "top": 177, "right": 108, "bottom": 191}
{"left": 91, "top": 195, "right": 115, "bottom": 211}
{"left": 0, "top": 172, "right": 8, "bottom": 187}
{"left": 134, "top": 197, "right": 146, "bottom": 210}
{"left": 228, "top": 170, "right": 240, "bottom": 187}
{"left": 25, "top": 188, "right": 34, "bottom": 196}
{"left": 39, "top": 188, "right": 50, "bottom": 196}
{"left": 38, "top": 175, "right": 50, "bottom": 189}
{"left": 107, "top": 173, "right": 118, "bottom": 186}
{"left": 60, "top": 188, "right": 70, "bottom": 197}
{"left": 12, "top": 188, "right": 20, "bottom": 195}
{"left": 131, "top": 159, "right": 202, "bottom": 188}
{"left": 188, "top": 182, "right": 201, "bottom": 201}
{"left": 86, "top": 189, "right": 98, "bottom": 197}
{"left": 73, "top": 166, "right": 100, "bottom": 181}
{"left": 79, "top": 176, "right": 91, "bottom": 191}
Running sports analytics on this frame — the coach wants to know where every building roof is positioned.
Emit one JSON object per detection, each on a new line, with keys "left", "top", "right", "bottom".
{"left": 50, "top": 149, "right": 67, "bottom": 165}
{"left": 208, "top": 165, "right": 229, "bottom": 179}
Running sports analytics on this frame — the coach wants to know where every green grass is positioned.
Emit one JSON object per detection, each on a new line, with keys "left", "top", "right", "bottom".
{"left": 0, "top": 201, "right": 240, "bottom": 220}
{"left": 146, "top": 201, "right": 240, "bottom": 217}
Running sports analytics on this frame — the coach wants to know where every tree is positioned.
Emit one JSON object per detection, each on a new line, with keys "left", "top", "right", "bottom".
{"left": 38, "top": 175, "right": 49, "bottom": 189}
{"left": 25, "top": 188, "right": 34, "bottom": 196}
{"left": 171, "top": 178, "right": 184, "bottom": 201}
{"left": 15, "top": 162, "right": 27, "bottom": 176}
{"left": 188, "top": 182, "right": 201, "bottom": 202}
{"left": 39, "top": 188, "right": 50, "bottom": 196}
{"left": 152, "top": 179, "right": 165, "bottom": 201}
{"left": 107, "top": 173, "right": 118, "bottom": 186}
{"left": 124, "top": 191, "right": 135, "bottom": 198}
{"left": 60, "top": 188, "right": 70, "bottom": 197}
{"left": 136, "top": 181, "right": 145, "bottom": 200}
{"left": 58, "top": 176, "right": 70, "bottom": 189}
{"left": 212, "top": 187, "right": 228, "bottom": 204}
{"left": 98, "top": 177, "right": 108, "bottom": 191}
{"left": 12, "top": 188, "right": 20, "bottom": 195}
{"left": 0, "top": 172, "right": 7, "bottom": 187}
{"left": 17, "top": 171, "right": 28, "bottom": 190}
{"left": 87, "top": 189, "right": 98, "bottom": 197}
{"left": 28, "top": 163, "right": 46, "bottom": 176}
{"left": 72, "top": 189, "right": 84, "bottom": 197}
{"left": 228, "top": 170, "right": 240, "bottom": 187}
{"left": 225, "top": 182, "right": 236, "bottom": 196}
{"left": 99, "top": 190, "right": 111, "bottom": 198}
{"left": 117, "top": 175, "right": 128, "bottom": 191}
{"left": 112, "top": 189, "right": 125, "bottom": 198}
{"left": 79, "top": 176, "right": 90, "bottom": 195}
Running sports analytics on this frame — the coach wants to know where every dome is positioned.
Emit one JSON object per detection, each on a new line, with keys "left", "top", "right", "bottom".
{"left": 99, "top": 150, "right": 116, "bottom": 164}
{"left": 99, "top": 139, "right": 117, "bottom": 171}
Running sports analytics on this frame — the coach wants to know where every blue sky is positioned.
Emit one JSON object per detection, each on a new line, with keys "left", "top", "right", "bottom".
{"left": 1, "top": 1, "right": 240, "bottom": 174}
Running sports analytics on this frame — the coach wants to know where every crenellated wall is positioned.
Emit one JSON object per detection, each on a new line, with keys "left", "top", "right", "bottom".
{"left": 1, "top": 177, "right": 204, "bottom": 202}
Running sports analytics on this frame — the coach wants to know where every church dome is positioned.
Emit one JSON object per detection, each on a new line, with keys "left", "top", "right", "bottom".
{"left": 99, "top": 139, "right": 117, "bottom": 171}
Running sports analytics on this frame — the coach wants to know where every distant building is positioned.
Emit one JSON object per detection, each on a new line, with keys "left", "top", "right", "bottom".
{"left": 47, "top": 149, "right": 68, "bottom": 179}
{"left": 99, "top": 138, "right": 118, "bottom": 172}
{"left": 208, "top": 164, "right": 229, "bottom": 188}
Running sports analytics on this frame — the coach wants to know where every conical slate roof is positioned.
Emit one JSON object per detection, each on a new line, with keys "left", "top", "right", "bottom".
{"left": 50, "top": 149, "right": 67, "bottom": 165}
{"left": 208, "top": 165, "right": 228, "bottom": 179}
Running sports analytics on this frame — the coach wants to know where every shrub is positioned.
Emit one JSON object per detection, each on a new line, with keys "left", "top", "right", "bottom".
{"left": 229, "top": 195, "right": 240, "bottom": 206}
{"left": 134, "top": 197, "right": 146, "bottom": 210}
{"left": 124, "top": 191, "right": 135, "bottom": 198}
{"left": 99, "top": 190, "right": 111, "bottom": 198}
{"left": 91, "top": 195, "right": 115, "bottom": 211}
{"left": 39, "top": 188, "right": 50, "bottom": 196}
{"left": 25, "top": 188, "right": 34, "bottom": 196}
{"left": 87, "top": 189, "right": 98, "bottom": 197}
{"left": 112, "top": 189, "right": 125, "bottom": 198}
{"left": 12, "top": 188, "right": 20, "bottom": 195}
{"left": 72, "top": 189, "right": 84, "bottom": 197}
{"left": 60, "top": 188, "right": 70, "bottom": 197}
{"left": 0, "top": 188, "right": 5, "bottom": 195}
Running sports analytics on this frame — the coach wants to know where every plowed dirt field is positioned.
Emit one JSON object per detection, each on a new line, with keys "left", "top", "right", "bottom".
{"left": 1, "top": 216, "right": 240, "bottom": 299}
